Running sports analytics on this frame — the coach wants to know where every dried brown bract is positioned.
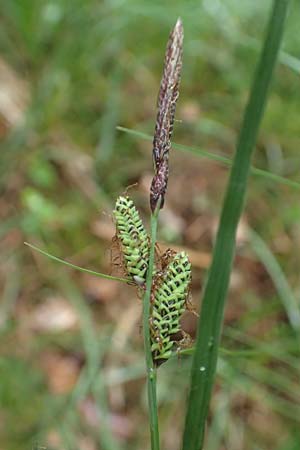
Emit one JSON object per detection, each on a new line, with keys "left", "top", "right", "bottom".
{"left": 150, "top": 18, "right": 184, "bottom": 212}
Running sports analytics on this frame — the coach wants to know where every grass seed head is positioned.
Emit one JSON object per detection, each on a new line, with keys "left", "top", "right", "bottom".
{"left": 150, "top": 250, "right": 192, "bottom": 363}
{"left": 150, "top": 18, "right": 184, "bottom": 212}
{"left": 113, "top": 196, "right": 149, "bottom": 284}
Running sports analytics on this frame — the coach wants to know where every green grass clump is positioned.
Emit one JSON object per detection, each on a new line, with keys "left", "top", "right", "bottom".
{"left": 2, "top": 1, "right": 300, "bottom": 449}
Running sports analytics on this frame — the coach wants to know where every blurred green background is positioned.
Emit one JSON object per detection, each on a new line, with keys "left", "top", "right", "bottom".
{"left": 1, "top": 1, "right": 300, "bottom": 449}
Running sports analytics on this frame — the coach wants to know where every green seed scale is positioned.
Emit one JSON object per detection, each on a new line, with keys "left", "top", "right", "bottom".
{"left": 113, "top": 196, "right": 150, "bottom": 284}
{"left": 150, "top": 251, "right": 191, "bottom": 362}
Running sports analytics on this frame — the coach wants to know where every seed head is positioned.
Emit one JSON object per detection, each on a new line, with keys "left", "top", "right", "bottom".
{"left": 150, "top": 18, "right": 184, "bottom": 212}
{"left": 150, "top": 251, "right": 191, "bottom": 363}
{"left": 113, "top": 196, "right": 149, "bottom": 284}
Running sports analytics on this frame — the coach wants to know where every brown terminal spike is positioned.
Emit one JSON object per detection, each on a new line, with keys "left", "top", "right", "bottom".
{"left": 150, "top": 18, "right": 183, "bottom": 212}
{"left": 150, "top": 159, "right": 169, "bottom": 212}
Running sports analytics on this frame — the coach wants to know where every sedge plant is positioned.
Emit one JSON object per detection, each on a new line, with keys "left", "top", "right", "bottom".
{"left": 25, "top": 2, "right": 291, "bottom": 449}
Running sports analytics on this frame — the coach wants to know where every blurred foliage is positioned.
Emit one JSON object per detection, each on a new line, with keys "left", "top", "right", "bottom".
{"left": 1, "top": 1, "right": 300, "bottom": 449}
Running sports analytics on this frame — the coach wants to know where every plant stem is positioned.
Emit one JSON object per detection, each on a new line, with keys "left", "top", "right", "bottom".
{"left": 182, "top": 1, "right": 290, "bottom": 449}
{"left": 143, "top": 204, "right": 160, "bottom": 450}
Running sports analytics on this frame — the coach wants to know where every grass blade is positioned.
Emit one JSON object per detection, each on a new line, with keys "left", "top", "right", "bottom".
{"left": 24, "top": 242, "right": 129, "bottom": 283}
{"left": 116, "top": 128, "right": 300, "bottom": 191}
{"left": 181, "top": 1, "right": 290, "bottom": 449}
{"left": 249, "top": 229, "right": 300, "bottom": 333}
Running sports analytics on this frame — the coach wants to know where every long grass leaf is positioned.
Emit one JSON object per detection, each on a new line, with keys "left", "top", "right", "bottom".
{"left": 249, "top": 229, "right": 300, "bottom": 333}
{"left": 181, "top": 1, "right": 290, "bottom": 449}
{"left": 24, "top": 242, "right": 129, "bottom": 283}
{"left": 117, "top": 127, "right": 300, "bottom": 191}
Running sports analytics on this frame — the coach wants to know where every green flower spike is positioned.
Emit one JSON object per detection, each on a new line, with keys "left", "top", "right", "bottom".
{"left": 150, "top": 251, "right": 191, "bottom": 363}
{"left": 113, "top": 196, "right": 150, "bottom": 285}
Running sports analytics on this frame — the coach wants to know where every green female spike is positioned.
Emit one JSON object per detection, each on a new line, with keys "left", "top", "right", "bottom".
{"left": 113, "top": 196, "right": 150, "bottom": 285}
{"left": 150, "top": 251, "right": 192, "bottom": 363}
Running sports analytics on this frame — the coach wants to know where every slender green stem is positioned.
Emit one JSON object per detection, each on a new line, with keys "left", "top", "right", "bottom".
{"left": 182, "top": 1, "right": 290, "bottom": 449}
{"left": 24, "top": 242, "right": 129, "bottom": 283}
{"left": 142, "top": 205, "right": 160, "bottom": 450}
